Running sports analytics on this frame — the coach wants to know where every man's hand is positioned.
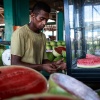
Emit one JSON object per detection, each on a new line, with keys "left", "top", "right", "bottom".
{"left": 42, "top": 63, "right": 57, "bottom": 73}
{"left": 52, "top": 58, "right": 67, "bottom": 70}
{"left": 42, "top": 58, "right": 67, "bottom": 74}
{"left": 57, "top": 62, "right": 66, "bottom": 70}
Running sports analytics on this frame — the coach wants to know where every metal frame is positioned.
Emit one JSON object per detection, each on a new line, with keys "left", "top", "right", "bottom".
{"left": 64, "top": 0, "right": 100, "bottom": 83}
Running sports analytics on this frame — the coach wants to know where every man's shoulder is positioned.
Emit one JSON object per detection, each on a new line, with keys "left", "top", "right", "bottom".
{"left": 16, "top": 24, "right": 28, "bottom": 32}
{"left": 13, "top": 24, "right": 28, "bottom": 35}
{"left": 41, "top": 32, "right": 46, "bottom": 36}
{"left": 42, "top": 32, "right": 46, "bottom": 38}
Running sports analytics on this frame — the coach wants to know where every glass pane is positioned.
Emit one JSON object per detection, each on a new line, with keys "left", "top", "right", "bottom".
{"left": 69, "top": 5, "right": 74, "bottom": 28}
{"left": 69, "top": 5, "right": 75, "bottom": 59}
{"left": 84, "top": 5, "right": 100, "bottom": 56}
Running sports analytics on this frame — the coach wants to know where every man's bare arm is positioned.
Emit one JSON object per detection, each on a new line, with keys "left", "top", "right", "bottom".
{"left": 11, "top": 54, "right": 43, "bottom": 71}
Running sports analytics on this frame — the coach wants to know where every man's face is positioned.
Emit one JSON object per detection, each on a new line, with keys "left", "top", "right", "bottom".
{"left": 31, "top": 10, "right": 49, "bottom": 30}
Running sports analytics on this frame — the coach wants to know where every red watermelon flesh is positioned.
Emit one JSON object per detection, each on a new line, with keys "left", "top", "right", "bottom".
{"left": 7, "top": 94, "right": 76, "bottom": 100}
{"left": 55, "top": 46, "right": 66, "bottom": 54}
{"left": 86, "top": 54, "right": 99, "bottom": 58}
{"left": 53, "top": 46, "right": 66, "bottom": 57}
{"left": 0, "top": 65, "right": 48, "bottom": 99}
{"left": 50, "top": 73, "right": 100, "bottom": 100}
{"left": 77, "top": 54, "right": 100, "bottom": 68}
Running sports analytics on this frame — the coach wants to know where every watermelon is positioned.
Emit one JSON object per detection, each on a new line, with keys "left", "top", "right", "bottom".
{"left": 48, "top": 73, "right": 100, "bottom": 100}
{"left": 46, "top": 52, "right": 55, "bottom": 61}
{"left": 0, "top": 49, "right": 4, "bottom": 66}
{"left": 7, "top": 93, "right": 77, "bottom": 100}
{"left": 0, "top": 65, "right": 48, "bottom": 99}
{"left": 53, "top": 46, "right": 66, "bottom": 57}
{"left": 62, "top": 50, "right": 66, "bottom": 57}
{"left": 52, "top": 45, "right": 57, "bottom": 50}
{"left": 46, "top": 45, "right": 52, "bottom": 50}
{"left": 57, "top": 41, "right": 62, "bottom": 46}
{"left": 50, "top": 41, "right": 57, "bottom": 46}
{"left": 77, "top": 54, "right": 100, "bottom": 68}
{"left": 62, "top": 41, "right": 66, "bottom": 46}
{"left": 0, "top": 45, "right": 6, "bottom": 66}
{"left": 46, "top": 41, "right": 50, "bottom": 46}
{"left": 53, "top": 56, "right": 64, "bottom": 61}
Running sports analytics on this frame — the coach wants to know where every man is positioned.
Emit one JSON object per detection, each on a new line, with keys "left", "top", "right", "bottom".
{"left": 11, "top": 1, "right": 66, "bottom": 74}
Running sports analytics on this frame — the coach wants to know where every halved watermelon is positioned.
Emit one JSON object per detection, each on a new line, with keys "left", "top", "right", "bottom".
{"left": 52, "top": 46, "right": 66, "bottom": 57}
{"left": 0, "top": 65, "right": 48, "bottom": 99}
{"left": 77, "top": 54, "right": 100, "bottom": 68}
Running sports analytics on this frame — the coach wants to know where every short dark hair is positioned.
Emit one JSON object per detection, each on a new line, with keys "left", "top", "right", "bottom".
{"left": 32, "top": 1, "right": 51, "bottom": 14}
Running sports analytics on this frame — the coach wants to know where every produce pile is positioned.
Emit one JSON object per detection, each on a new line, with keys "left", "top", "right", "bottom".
{"left": 46, "top": 40, "right": 66, "bottom": 50}
{"left": 0, "top": 65, "right": 99, "bottom": 100}
{"left": 46, "top": 40, "right": 66, "bottom": 62}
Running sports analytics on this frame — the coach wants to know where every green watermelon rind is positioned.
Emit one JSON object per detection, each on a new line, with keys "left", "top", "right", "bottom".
{"left": 7, "top": 93, "right": 79, "bottom": 100}
{"left": 52, "top": 46, "right": 66, "bottom": 57}
{"left": 52, "top": 48, "right": 62, "bottom": 57}
{"left": 77, "top": 64, "right": 100, "bottom": 68}
{"left": 48, "top": 74, "right": 79, "bottom": 99}
{"left": 62, "top": 50, "right": 66, "bottom": 57}
{"left": 46, "top": 52, "right": 55, "bottom": 62}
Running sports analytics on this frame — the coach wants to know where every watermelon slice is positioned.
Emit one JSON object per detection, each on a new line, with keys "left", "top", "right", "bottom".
{"left": 77, "top": 54, "right": 100, "bottom": 68}
{"left": 52, "top": 46, "right": 66, "bottom": 57}
{"left": 0, "top": 65, "right": 48, "bottom": 99}
{"left": 48, "top": 73, "right": 100, "bottom": 100}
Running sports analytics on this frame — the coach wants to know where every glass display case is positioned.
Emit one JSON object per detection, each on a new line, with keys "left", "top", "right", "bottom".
{"left": 64, "top": 0, "right": 100, "bottom": 83}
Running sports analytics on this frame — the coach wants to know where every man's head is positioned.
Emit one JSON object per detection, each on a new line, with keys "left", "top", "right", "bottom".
{"left": 30, "top": 1, "right": 51, "bottom": 31}
{"left": 32, "top": 1, "right": 51, "bottom": 14}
